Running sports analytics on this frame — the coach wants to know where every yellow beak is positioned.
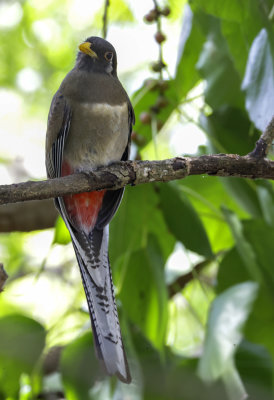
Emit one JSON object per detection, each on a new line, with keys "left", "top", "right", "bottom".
{"left": 78, "top": 42, "right": 98, "bottom": 58}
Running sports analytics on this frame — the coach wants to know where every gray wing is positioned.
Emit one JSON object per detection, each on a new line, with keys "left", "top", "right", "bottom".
{"left": 45, "top": 92, "right": 72, "bottom": 179}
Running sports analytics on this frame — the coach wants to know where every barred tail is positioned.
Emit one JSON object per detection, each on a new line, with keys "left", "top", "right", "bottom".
{"left": 72, "top": 225, "right": 131, "bottom": 383}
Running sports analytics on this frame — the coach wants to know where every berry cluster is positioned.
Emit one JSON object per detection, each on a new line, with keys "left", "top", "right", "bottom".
{"left": 140, "top": 79, "right": 169, "bottom": 130}
{"left": 144, "top": 6, "right": 171, "bottom": 23}
{"left": 146, "top": 6, "right": 170, "bottom": 46}
{"left": 136, "top": 3, "right": 170, "bottom": 134}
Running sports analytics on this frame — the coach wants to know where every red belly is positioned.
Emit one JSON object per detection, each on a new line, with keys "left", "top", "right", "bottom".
{"left": 61, "top": 161, "right": 105, "bottom": 230}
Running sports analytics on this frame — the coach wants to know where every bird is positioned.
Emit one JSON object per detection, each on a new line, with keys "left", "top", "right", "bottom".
{"left": 45, "top": 36, "right": 134, "bottom": 383}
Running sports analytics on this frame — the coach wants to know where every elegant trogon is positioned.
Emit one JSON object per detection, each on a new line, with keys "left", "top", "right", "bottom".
{"left": 45, "top": 37, "right": 134, "bottom": 383}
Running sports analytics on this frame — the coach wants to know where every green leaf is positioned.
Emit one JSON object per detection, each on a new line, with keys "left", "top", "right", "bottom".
{"left": 167, "top": 0, "right": 188, "bottom": 20}
{"left": 159, "top": 182, "right": 213, "bottom": 258}
{"left": 132, "top": 331, "right": 227, "bottom": 400}
{"left": 222, "top": 207, "right": 263, "bottom": 283}
{"left": 257, "top": 182, "right": 274, "bottom": 227}
{"left": 168, "top": 278, "right": 215, "bottom": 355}
{"left": 110, "top": 184, "right": 175, "bottom": 271}
{"left": 198, "top": 282, "right": 258, "bottom": 400}
{"left": 154, "top": 352, "right": 228, "bottom": 400}
{"left": 174, "top": 4, "right": 205, "bottom": 97}
{"left": 119, "top": 234, "right": 168, "bottom": 349}
{"left": 132, "top": 79, "right": 179, "bottom": 145}
{"left": 217, "top": 247, "right": 250, "bottom": 293}
{"left": 196, "top": 20, "right": 244, "bottom": 109}
{"left": 221, "top": 361, "right": 248, "bottom": 400}
{"left": 221, "top": 1, "right": 263, "bottom": 79}
{"left": 53, "top": 216, "right": 71, "bottom": 245}
{"left": 93, "top": 0, "right": 135, "bottom": 27}
{"left": 236, "top": 341, "right": 273, "bottom": 396}
{"left": 60, "top": 333, "right": 97, "bottom": 400}
{"left": 200, "top": 107, "right": 259, "bottom": 155}
{"left": 218, "top": 248, "right": 274, "bottom": 389}
{"left": 132, "top": 326, "right": 163, "bottom": 367}
{"left": 131, "top": 86, "right": 159, "bottom": 143}
{"left": 221, "top": 177, "right": 263, "bottom": 219}
{"left": 245, "top": 287, "right": 274, "bottom": 367}
{"left": 223, "top": 220, "right": 274, "bottom": 369}
{"left": 0, "top": 314, "right": 46, "bottom": 398}
{"left": 242, "top": 28, "right": 274, "bottom": 131}
{"left": 179, "top": 175, "right": 245, "bottom": 253}
{"left": 192, "top": 0, "right": 249, "bottom": 22}
{"left": 221, "top": 21, "right": 250, "bottom": 78}
{"left": 243, "top": 219, "right": 274, "bottom": 288}
{"left": 0, "top": 232, "right": 26, "bottom": 275}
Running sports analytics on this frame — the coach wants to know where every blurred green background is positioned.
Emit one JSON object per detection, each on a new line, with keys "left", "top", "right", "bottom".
{"left": 0, "top": 0, "right": 274, "bottom": 399}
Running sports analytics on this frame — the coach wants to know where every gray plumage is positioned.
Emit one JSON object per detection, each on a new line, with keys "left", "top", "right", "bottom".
{"left": 45, "top": 37, "right": 134, "bottom": 383}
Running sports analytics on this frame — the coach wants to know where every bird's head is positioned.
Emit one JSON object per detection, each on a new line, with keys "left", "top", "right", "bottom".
{"left": 76, "top": 36, "right": 117, "bottom": 77}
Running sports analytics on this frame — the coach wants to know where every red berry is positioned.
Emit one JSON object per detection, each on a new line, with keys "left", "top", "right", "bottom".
{"left": 131, "top": 131, "right": 137, "bottom": 141}
{"left": 144, "top": 9, "right": 158, "bottom": 23}
{"left": 144, "top": 13, "right": 154, "bottom": 23}
{"left": 157, "top": 120, "right": 164, "bottom": 130}
{"left": 151, "top": 61, "right": 165, "bottom": 72}
{"left": 155, "top": 31, "right": 166, "bottom": 44}
{"left": 144, "top": 78, "right": 158, "bottom": 91}
{"left": 150, "top": 105, "right": 160, "bottom": 114}
{"left": 161, "top": 7, "right": 171, "bottom": 16}
{"left": 158, "top": 79, "right": 169, "bottom": 92}
{"left": 156, "top": 95, "right": 169, "bottom": 109}
{"left": 131, "top": 131, "right": 147, "bottom": 146}
{"left": 140, "top": 112, "right": 152, "bottom": 125}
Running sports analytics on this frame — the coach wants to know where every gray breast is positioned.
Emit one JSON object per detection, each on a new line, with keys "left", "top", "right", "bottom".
{"left": 63, "top": 101, "right": 129, "bottom": 170}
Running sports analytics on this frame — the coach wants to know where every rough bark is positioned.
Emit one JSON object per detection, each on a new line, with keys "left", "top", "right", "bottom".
{"left": 0, "top": 154, "right": 273, "bottom": 206}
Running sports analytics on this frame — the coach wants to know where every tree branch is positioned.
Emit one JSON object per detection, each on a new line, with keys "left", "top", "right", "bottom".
{"left": 168, "top": 259, "right": 209, "bottom": 298}
{"left": 0, "top": 154, "right": 273, "bottom": 206}
{"left": 249, "top": 115, "right": 274, "bottom": 158}
{"left": 0, "top": 200, "right": 57, "bottom": 232}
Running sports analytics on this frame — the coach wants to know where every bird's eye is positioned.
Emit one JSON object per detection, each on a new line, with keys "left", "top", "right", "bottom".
{"left": 104, "top": 52, "right": 113, "bottom": 61}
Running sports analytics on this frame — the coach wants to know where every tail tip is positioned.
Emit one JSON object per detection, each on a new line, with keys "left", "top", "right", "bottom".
{"left": 116, "top": 370, "right": 132, "bottom": 384}
{"left": 100, "top": 359, "right": 132, "bottom": 384}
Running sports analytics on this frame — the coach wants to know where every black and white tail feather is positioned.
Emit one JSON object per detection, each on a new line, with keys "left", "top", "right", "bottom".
{"left": 46, "top": 93, "right": 134, "bottom": 383}
{"left": 54, "top": 187, "right": 131, "bottom": 383}
{"left": 66, "top": 216, "right": 131, "bottom": 383}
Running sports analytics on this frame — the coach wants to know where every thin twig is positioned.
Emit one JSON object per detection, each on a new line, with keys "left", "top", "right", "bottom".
{"left": 102, "top": 0, "right": 110, "bottom": 39}
{"left": 153, "top": 0, "right": 164, "bottom": 80}
{"left": 168, "top": 259, "right": 210, "bottom": 297}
